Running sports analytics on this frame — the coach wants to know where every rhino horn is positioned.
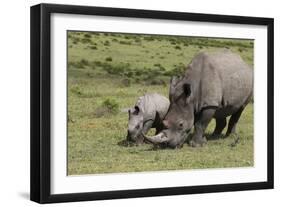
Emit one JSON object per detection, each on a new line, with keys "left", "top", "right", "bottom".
{"left": 142, "top": 132, "right": 170, "bottom": 144}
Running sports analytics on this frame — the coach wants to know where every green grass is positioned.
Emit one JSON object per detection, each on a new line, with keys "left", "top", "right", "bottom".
{"left": 67, "top": 31, "right": 254, "bottom": 175}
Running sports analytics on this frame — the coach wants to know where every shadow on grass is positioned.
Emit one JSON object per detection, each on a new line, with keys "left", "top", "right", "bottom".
{"left": 117, "top": 139, "right": 167, "bottom": 151}
{"left": 117, "top": 132, "right": 239, "bottom": 150}
{"left": 205, "top": 132, "right": 240, "bottom": 147}
{"left": 117, "top": 139, "right": 142, "bottom": 147}
{"left": 205, "top": 133, "right": 225, "bottom": 141}
{"left": 117, "top": 139, "right": 132, "bottom": 147}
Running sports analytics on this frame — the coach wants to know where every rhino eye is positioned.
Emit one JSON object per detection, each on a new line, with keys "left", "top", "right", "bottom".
{"left": 179, "top": 122, "right": 183, "bottom": 129}
{"left": 135, "top": 124, "right": 140, "bottom": 129}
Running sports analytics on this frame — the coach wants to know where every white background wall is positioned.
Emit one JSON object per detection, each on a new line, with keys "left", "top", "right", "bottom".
{"left": 0, "top": 0, "right": 279, "bottom": 206}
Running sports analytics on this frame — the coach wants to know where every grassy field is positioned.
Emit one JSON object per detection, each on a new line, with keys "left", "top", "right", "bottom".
{"left": 67, "top": 31, "right": 254, "bottom": 175}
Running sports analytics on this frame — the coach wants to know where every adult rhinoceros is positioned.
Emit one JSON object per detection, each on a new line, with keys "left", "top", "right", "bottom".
{"left": 143, "top": 51, "right": 253, "bottom": 148}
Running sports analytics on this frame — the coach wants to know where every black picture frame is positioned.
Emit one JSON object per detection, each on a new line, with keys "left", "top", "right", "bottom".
{"left": 30, "top": 3, "right": 274, "bottom": 204}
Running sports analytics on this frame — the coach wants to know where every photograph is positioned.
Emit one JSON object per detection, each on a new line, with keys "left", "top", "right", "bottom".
{"left": 30, "top": 3, "right": 273, "bottom": 203}
{"left": 67, "top": 31, "right": 254, "bottom": 175}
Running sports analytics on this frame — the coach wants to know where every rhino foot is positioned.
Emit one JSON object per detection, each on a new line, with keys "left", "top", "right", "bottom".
{"left": 190, "top": 137, "right": 207, "bottom": 147}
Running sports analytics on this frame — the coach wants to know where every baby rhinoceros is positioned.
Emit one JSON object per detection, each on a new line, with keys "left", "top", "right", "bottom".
{"left": 127, "top": 93, "right": 170, "bottom": 144}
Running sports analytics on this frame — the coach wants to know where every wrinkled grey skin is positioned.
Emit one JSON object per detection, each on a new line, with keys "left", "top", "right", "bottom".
{"left": 144, "top": 51, "right": 253, "bottom": 148}
{"left": 127, "top": 93, "right": 170, "bottom": 144}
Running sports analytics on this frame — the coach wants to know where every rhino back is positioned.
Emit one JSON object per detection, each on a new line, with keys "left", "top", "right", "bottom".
{"left": 187, "top": 51, "right": 253, "bottom": 111}
{"left": 137, "top": 93, "right": 170, "bottom": 121}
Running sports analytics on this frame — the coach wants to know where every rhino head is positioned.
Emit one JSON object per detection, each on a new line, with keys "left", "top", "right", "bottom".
{"left": 126, "top": 105, "right": 144, "bottom": 144}
{"left": 143, "top": 76, "right": 194, "bottom": 148}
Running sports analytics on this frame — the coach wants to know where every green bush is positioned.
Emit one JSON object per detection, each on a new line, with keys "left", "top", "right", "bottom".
{"left": 70, "top": 86, "right": 82, "bottom": 96}
{"left": 80, "top": 59, "right": 89, "bottom": 66}
{"left": 104, "top": 41, "right": 110, "bottom": 46}
{"left": 90, "top": 46, "right": 97, "bottom": 50}
{"left": 84, "top": 33, "right": 92, "bottom": 38}
{"left": 164, "top": 64, "right": 186, "bottom": 76}
{"left": 102, "top": 98, "right": 119, "bottom": 113}
{"left": 143, "top": 36, "right": 155, "bottom": 41}
{"left": 119, "top": 40, "right": 132, "bottom": 45}
{"left": 94, "top": 98, "right": 120, "bottom": 117}
{"left": 238, "top": 48, "right": 244, "bottom": 52}
{"left": 81, "top": 38, "right": 92, "bottom": 44}
{"left": 102, "top": 63, "right": 130, "bottom": 76}
{"left": 105, "top": 57, "right": 113, "bottom": 62}
{"left": 134, "top": 38, "right": 142, "bottom": 43}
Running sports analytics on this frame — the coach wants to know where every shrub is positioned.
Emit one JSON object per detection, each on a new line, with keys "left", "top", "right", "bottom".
{"left": 164, "top": 64, "right": 186, "bottom": 76}
{"left": 143, "top": 36, "right": 155, "bottom": 41}
{"left": 134, "top": 69, "right": 142, "bottom": 76}
{"left": 84, "top": 33, "right": 91, "bottom": 38}
{"left": 90, "top": 46, "right": 97, "bottom": 50}
{"left": 92, "top": 60, "right": 103, "bottom": 67}
{"left": 102, "top": 98, "right": 119, "bottom": 113}
{"left": 68, "top": 59, "right": 89, "bottom": 69}
{"left": 70, "top": 86, "right": 83, "bottom": 96}
{"left": 121, "top": 78, "right": 131, "bottom": 87}
{"left": 81, "top": 38, "right": 93, "bottom": 44}
{"left": 94, "top": 98, "right": 120, "bottom": 117}
{"left": 80, "top": 59, "right": 89, "bottom": 66}
{"left": 175, "top": 45, "right": 181, "bottom": 50}
{"left": 94, "top": 99, "right": 119, "bottom": 117}
{"left": 104, "top": 40, "right": 110, "bottom": 46}
{"left": 102, "top": 62, "right": 130, "bottom": 75}
{"left": 105, "top": 57, "right": 113, "bottom": 62}
{"left": 119, "top": 40, "right": 132, "bottom": 45}
{"left": 124, "top": 71, "right": 134, "bottom": 78}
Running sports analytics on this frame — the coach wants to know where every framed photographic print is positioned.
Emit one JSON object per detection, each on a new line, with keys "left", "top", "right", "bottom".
{"left": 30, "top": 3, "right": 274, "bottom": 203}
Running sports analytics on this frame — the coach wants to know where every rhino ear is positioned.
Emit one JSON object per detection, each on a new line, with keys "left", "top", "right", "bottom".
{"left": 170, "top": 76, "right": 178, "bottom": 87}
{"left": 133, "top": 106, "right": 140, "bottom": 115}
{"left": 183, "top": 83, "right": 191, "bottom": 97}
{"left": 169, "top": 76, "right": 179, "bottom": 101}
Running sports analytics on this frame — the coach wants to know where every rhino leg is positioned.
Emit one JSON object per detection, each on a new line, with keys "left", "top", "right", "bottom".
{"left": 225, "top": 107, "right": 245, "bottom": 137}
{"left": 190, "top": 108, "right": 216, "bottom": 147}
{"left": 139, "top": 120, "right": 154, "bottom": 144}
{"left": 212, "top": 118, "right": 227, "bottom": 137}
